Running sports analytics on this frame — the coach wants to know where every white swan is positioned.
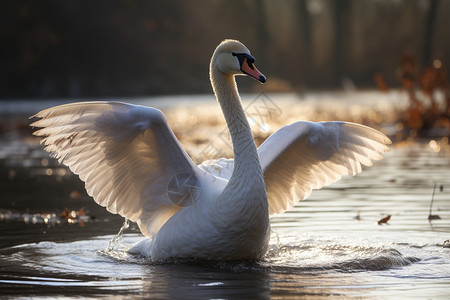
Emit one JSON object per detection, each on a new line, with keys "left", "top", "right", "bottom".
{"left": 31, "top": 39, "right": 391, "bottom": 260}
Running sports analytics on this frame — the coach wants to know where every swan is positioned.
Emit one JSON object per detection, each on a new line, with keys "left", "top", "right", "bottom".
{"left": 31, "top": 39, "right": 391, "bottom": 260}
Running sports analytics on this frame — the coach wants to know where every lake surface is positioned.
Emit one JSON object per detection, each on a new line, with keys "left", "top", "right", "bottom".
{"left": 1, "top": 92, "right": 449, "bottom": 299}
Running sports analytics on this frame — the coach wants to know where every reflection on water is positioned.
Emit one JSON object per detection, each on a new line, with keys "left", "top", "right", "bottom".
{"left": 0, "top": 227, "right": 448, "bottom": 299}
{"left": 1, "top": 93, "right": 450, "bottom": 298}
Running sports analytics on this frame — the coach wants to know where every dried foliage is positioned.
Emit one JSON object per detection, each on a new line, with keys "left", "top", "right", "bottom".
{"left": 398, "top": 54, "right": 450, "bottom": 138}
{"left": 377, "top": 215, "right": 391, "bottom": 225}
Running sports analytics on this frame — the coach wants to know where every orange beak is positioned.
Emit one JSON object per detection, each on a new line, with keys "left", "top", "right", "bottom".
{"left": 241, "top": 58, "right": 266, "bottom": 83}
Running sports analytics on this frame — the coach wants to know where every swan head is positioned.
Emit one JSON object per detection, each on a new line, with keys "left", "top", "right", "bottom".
{"left": 211, "top": 39, "right": 266, "bottom": 83}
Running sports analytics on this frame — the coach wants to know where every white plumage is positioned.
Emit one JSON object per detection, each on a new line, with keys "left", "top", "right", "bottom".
{"left": 31, "top": 40, "right": 391, "bottom": 260}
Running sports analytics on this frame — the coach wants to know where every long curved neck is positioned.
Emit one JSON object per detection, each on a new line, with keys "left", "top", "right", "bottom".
{"left": 210, "top": 67, "right": 263, "bottom": 181}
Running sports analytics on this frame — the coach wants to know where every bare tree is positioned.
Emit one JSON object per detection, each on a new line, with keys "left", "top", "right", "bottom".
{"left": 422, "top": 0, "right": 439, "bottom": 66}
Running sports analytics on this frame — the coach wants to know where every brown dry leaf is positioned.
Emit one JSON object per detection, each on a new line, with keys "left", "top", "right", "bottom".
{"left": 428, "top": 214, "right": 441, "bottom": 221}
{"left": 377, "top": 215, "right": 391, "bottom": 225}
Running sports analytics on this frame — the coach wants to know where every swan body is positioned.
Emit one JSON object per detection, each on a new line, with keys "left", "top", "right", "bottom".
{"left": 31, "top": 40, "right": 391, "bottom": 260}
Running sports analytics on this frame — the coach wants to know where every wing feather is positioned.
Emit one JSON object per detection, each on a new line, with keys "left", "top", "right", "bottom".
{"left": 31, "top": 101, "right": 201, "bottom": 237}
{"left": 259, "top": 121, "right": 391, "bottom": 215}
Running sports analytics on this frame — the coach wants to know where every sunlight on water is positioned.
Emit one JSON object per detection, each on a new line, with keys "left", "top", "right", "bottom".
{"left": 1, "top": 226, "right": 447, "bottom": 299}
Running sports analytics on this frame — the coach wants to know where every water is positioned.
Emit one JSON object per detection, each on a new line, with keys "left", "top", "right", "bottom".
{"left": 1, "top": 92, "right": 450, "bottom": 299}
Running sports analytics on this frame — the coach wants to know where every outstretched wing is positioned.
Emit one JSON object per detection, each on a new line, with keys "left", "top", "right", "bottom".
{"left": 259, "top": 121, "right": 391, "bottom": 215}
{"left": 31, "top": 101, "right": 201, "bottom": 237}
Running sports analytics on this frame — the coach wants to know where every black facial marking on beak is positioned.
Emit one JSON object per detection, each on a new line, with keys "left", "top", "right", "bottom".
{"left": 232, "top": 52, "right": 255, "bottom": 68}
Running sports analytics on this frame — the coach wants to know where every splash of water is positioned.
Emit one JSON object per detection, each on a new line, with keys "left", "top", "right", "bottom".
{"left": 100, "top": 218, "right": 130, "bottom": 260}
{"left": 263, "top": 235, "right": 421, "bottom": 273}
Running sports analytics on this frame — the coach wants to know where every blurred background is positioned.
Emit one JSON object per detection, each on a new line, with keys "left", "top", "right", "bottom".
{"left": 1, "top": 0, "right": 449, "bottom": 99}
